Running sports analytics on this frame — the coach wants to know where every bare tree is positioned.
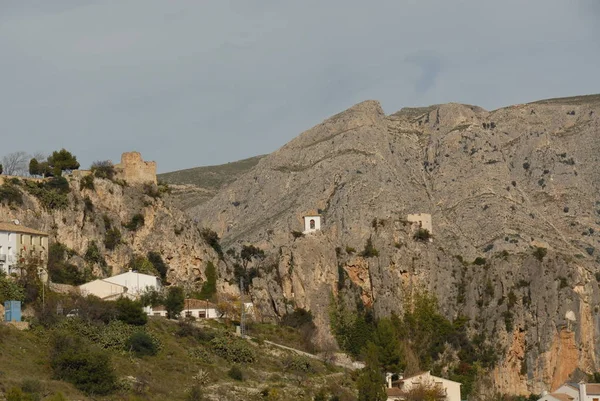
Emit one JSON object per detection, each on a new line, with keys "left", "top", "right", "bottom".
{"left": 1, "top": 151, "right": 29, "bottom": 176}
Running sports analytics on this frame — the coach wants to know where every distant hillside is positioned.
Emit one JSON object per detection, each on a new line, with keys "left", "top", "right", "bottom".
{"left": 158, "top": 155, "right": 265, "bottom": 189}
{"left": 158, "top": 155, "right": 266, "bottom": 210}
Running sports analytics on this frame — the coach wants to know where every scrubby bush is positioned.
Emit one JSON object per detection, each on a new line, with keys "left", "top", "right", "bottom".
{"left": 80, "top": 174, "right": 94, "bottom": 190}
{"left": 116, "top": 297, "right": 147, "bottom": 326}
{"left": 143, "top": 183, "right": 160, "bottom": 198}
{"left": 533, "top": 247, "right": 547, "bottom": 261}
{"left": 91, "top": 160, "right": 116, "bottom": 180}
{"left": 472, "top": 257, "right": 487, "bottom": 266}
{"left": 48, "top": 242, "right": 88, "bottom": 285}
{"left": 228, "top": 365, "right": 244, "bottom": 381}
{"left": 50, "top": 332, "right": 116, "bottom": 395}
{"left": 0, "top": 182, "right": 23, "bottom": 206}
{"left": 24, "top": 177, "right": 70, "bottom": 210}
{"left": 197, "top": 261, "right": 217, "bottom": 300}
{"left": 126, "top": 331, "right": 158, "bottom": 357}
{"left": 360, "top": 237, "right": 379, "bottom": 258}
{"left": 210, "top": 333, "right": 256, "bottom": 363}
{"left": 414, "top": 228, "right": 432, "bottom": 242}
{"left": 104, "top": 227, "right": 122, "bottom": 250}
{"left": 124, "top": 214, "right": 145, "bottom": 231}
{"left": 84, "top": 240, "right": 106, "bottom": 266}
{"left": 148, "top": 251, "right": 169, "bottom": 281}
{"left": 201, "top": 228, "right": 223, "bottom": 258}
{"left": 165, "top": 286, "right": 185, "bottom": 319}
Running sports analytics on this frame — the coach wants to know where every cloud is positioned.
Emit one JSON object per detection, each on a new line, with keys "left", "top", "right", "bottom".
{"left": 0, "top": 0, "right": 598, "bottom": 172}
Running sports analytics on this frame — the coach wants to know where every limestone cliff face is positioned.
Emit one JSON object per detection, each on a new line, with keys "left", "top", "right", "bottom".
{"left": 0, "top": 174, "right": 220, "bottom": 288}
{"left": 188, "top": 94, "right": 600, "bottom": 394}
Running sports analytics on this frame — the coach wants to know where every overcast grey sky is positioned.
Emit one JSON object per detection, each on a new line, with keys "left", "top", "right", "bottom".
{"left": 1, "top": 1, "right": 599, "bottom": 173}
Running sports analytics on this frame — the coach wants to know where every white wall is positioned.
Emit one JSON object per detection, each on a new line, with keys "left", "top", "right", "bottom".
{"left": 104, "top": 271, "right": 159, "bottom": 296}
{"left": 79, "top": 279, "right": 127, "bottom": 299}
{"left": 0, "top": 231, "right": 17, "bottom": 274}
{"left": 407, "top": 213, "right": 433, "bottom": 234}
{"left": 303, "top": 216, "right": 321, "bottom": 234}
{"left": 401, "top": 372, "right": 461, "bottom": 401}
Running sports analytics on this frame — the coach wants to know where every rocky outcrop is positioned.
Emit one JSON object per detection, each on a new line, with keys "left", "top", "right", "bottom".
{"left": 186, "top": 94, "right": 600, "bottom": 394}
{"left": 0, "top": 173, "right": 220, "bottom": 288}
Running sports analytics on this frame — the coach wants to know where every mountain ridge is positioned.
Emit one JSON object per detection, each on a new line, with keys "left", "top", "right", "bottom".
{"left": 178, "top": 93, "right": 600, "bottom": 395}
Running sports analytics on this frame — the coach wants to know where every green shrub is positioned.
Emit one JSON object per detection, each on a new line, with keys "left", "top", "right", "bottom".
{"left": 200, "top": 228, "right": 223, "bottom": 258}
{"left": 124, "top": 214, "right": 145, "bottom": 231}
{"left": 282, "top": 355, "right": 316, "bottom": 373}
{"left": 104, "top": 228, "right": 122, "bottom": 250}
{"left": 472, "top": 257, "right": 487, "bottom": 266}
{"left": 360, "top": 237, "right": 379, "bottom": 258}
{"left": 0, "top": 274, "right": 25, "bottom": 303}
{"left": 533, "top": 247, "right": 547, "bottom": 261}
{"left": 197, "top": 261, "right": 217, "bottom": 300}
{"left": 291, "top": 231, "right": 304, "bottom": 239}
{"left": 24, "top": 178, "right": 70, "bottom": 210}
{"left": 147, "top": 251, "right": 169, "bottom": 282}
{"left": 228, "top": 365, "right": 244, "bottom": 381}
{"left": 47, "top": 242, "right": 88, "bottom": 285}
{"left": 80, "top": 174, "right": 94, "bottom": 190}
{"left": 0, "top": 182, "right": 23, "bottom": 206}
{"left": 91, "top": 161, "right": 116, "bottom": 180}
{"left": 413, "top": 228, "right": 432, "bottom": 242}
{"left": 143, "top": 183, "right": 160, "bottom": 198}
{"left": 210, "top": 333, "right": 256, "bottom": 363}
{"left": 126, "top": 331, "right": 158, "bottom": 357}
{"left": 128, "top": 255, "right": 159, "bottom": 276}
{"left": 50, "top": 332, "right": 116, "bottom": 395}
{"left": 83, "top": 196, "right": 94, "bottom": 214}
{"left": 345, "top": 246, "right": 356, "bottom": 254}
{"left": 116, "top": 297, "right": 148, "bottom": 326}
{"left": 84, "top": 240, "right": 106, "bottom": 266}
{"left": 165, "top": 286, "right": 185, "bottom": 319}
{"left": 281, "top": 308, "right": 313, "bottom": 328}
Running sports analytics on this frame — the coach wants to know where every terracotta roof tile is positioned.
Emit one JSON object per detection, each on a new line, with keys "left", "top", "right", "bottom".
{"left": 586, "top": 384, "right": 600, "bottom": 395}
{"left": 551, "top": 393, "right": 574, "bottom": 401}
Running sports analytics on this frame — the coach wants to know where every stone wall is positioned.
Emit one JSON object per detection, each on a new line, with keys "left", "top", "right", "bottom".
{"left": 115, "top": 152, "right": 157, "bottom": 185}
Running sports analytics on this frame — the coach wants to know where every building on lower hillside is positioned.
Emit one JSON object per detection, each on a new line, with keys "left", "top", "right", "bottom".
{"left": 149, "top": 298, "right": 220, "bottom": 318}
{"left": 386, "top": 371, "right": 461, "bottom": 401}
{"left": 102, "top": 270, "right": 160, "bottom": 297}
{"left": 538, "top": 382, "right": 600, "bottom": 401}
{"left": 303, "top": 214, "right": 322, "bottom": 234}
{"left": 79, "top": 279, "right": 130, "bottom": 300}
{"left": 0, "top": 220, "right": 48, "bottom": 281}
{"left": 78, "top": 270, "right": 160, "bottom": 300}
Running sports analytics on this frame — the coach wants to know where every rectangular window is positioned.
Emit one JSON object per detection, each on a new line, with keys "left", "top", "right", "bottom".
{"left": 185, "top": 311, "right": 193, "bottom": 317}
{"left": 30, "top": 236, "right": 34, "bottom": 245}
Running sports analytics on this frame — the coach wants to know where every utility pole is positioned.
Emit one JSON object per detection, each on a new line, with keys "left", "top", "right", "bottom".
{"left": 239, "top": 277, "right": 245, "bottom": 338}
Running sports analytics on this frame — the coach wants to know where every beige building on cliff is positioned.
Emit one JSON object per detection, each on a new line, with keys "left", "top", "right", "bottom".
{"left": 0, "top": 221, "right": 48, "bottom": 281}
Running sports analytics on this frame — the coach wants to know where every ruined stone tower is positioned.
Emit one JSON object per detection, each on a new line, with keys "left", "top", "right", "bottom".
{"left": 115, "top": 152, "right": 157, "bottom": 185}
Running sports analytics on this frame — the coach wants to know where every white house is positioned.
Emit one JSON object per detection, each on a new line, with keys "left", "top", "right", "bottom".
{"left": 149, "top": 298, "right": 220, "bottom": 318}
{"left": 0, "top": 220, "right": 49, "bottom": 280}
{"left": 303, "top": 215, "right": 321, "bottom": 234}
{"left": 539, "top": 383, "right": 600, "bottom": 401}
{"left": 78, "top": 270, "right": 160, "bottom": 300}
{"left": 79, "top": 279, "right": 129, "bottom": 300}
{"left": 102, "top": 270, "right": 160, "bottom": 297}
{"left": 386, "top": 371, "right": 461, "bottom": 401}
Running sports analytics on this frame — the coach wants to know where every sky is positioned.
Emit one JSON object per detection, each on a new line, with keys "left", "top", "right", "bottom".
{"left": 1, "top": 1, "right": 599, "bottom": 173}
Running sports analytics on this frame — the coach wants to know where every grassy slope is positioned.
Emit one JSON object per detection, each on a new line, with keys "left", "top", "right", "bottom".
{"left": 158, "top": 155, "right": 265, "bottom": 189}
{"left": 158, "top": 155, "right": 266, "bottom": 210}
{"left": 0, "top": 319, "right": 354, "bottom": 401}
